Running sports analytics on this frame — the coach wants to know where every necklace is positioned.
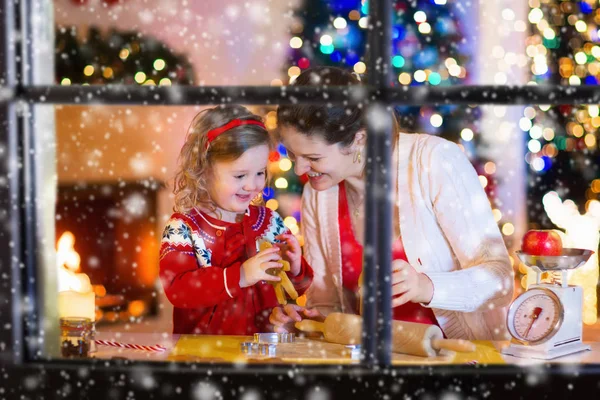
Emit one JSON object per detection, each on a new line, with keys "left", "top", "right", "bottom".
{"left": 348, "top": 189, "right": 365, "bottom": 218}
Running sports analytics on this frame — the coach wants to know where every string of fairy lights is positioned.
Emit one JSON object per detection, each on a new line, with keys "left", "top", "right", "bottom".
{"left": 61, "top": 56, "right": 175, "bottom": 86}
{"left": 525, "top": 0, "right": 600, "bottom": 175}
{"left": 56, "top": 27, "right": 194, "bottom": 86}
{"left": 284, "top": 0, "right": 469, "bottom": 87}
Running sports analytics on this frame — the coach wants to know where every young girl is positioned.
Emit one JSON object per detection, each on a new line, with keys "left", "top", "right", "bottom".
{"left": 160, "top": 105, "right": 313, "bottom": 335}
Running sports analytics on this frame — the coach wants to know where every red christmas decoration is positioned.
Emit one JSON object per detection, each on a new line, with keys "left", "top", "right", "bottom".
{"left": 269, "top": 151, "right": 281, "bottom": 162}
{"left": 298, "top": 57, "right": 310, "bottom": 69}
{"left": 473, "top": 162, "right": 496, "bottom": 200}
{"left": 558, "top": 105, "right": 572, "bottom": 117}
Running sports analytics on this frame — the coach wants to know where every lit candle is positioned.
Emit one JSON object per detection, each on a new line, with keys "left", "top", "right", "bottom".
{"left": 56, "top": 231, "right": 96, "bottom": 321}
{"left": 58, "top": 290, "right": 95, "bottom": 321}
{"left": 58, "top": 271, "right": 95, "bottom": 321}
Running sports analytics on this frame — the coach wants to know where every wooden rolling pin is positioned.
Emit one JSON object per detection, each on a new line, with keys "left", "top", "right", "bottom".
{"left": 295, "top": 312, "right": 476, "bottom": 357}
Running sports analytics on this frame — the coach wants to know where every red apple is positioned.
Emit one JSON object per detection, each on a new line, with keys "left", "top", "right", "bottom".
{"left": 521, "top": 230, "right": 563, "bottom": 256}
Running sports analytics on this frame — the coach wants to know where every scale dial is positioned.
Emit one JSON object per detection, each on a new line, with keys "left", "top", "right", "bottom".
{"left": 507, "top": 287, "right": 564, "bottom": 345}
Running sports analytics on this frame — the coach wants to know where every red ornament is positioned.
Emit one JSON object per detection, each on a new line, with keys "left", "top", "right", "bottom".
{"left": 299, "top": 173, "right": 309, "bottom": 184}
{"left": 395, "top": 2, "right": 407, "bottom": 11}
{"left": 473, "top": 163, "right": 495, "bottom": 198}
{"left": 558, "top": 105, "right": 572, "bottom": 117}
{"left": 521, "top": 230, "right": 563, "bottom": 256}
{"left": 298, "top": 57, "right": 310, "bottom": 69}
{"left": 269, "top": 151, "right": 280, "bottom": 162}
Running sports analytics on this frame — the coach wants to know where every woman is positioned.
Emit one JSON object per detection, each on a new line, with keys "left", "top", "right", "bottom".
{"left": 269, "top": 66, "right": 514, "bottom": 340}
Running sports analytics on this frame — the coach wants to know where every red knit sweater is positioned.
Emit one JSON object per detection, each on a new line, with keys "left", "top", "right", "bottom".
{"left": 159, "top": 206, "right": 313, "bottom": 335}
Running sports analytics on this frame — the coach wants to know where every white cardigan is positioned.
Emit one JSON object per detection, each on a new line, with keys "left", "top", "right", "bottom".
{"left": 300, "top": 133, "right": 514, "bottom": 340}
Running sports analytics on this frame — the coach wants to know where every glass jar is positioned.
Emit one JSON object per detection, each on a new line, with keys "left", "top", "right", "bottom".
{"left": 60, "top": 317, "right": 92, "bottom": 358}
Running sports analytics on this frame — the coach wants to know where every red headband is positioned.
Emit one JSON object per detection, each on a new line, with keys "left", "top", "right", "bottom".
{"left": 205, "top": 119, "right": 266, "bottom": 149}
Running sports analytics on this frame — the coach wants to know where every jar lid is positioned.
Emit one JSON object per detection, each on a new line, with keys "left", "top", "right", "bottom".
{"left": 60, "top": 317, "right": 92, "bottom": 329}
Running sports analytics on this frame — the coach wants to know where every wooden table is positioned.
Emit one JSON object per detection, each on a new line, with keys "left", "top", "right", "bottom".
{"left": 91, "top": 331, "right": 600, "bottom": 365}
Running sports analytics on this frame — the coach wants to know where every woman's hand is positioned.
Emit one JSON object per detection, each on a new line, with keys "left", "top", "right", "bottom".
{"left": 239, "top": 246, "right": 282, "bottom": 288}
{"left": 391, "top": 259, "right": 434, "bottom": 307}
{"left": 269, "top": 304, "right": 325, "bottom": 333}
{"left": 275, "top": 233, "right": 302, "bottom": 276}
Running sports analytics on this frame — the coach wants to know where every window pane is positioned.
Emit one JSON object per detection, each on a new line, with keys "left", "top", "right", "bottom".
{"left": 285, "top": 1, "right": 481, "bottom": 85}
{"left": 34, "top": 103, "right": 597, "bottom": 364}
{"left": 380, "top": 1, "right": 598, "bottom": 87}
{"left": 387, "top": 1, "right": 481, "bottom": 86}
{"left": 53, "top": 1, "right": 298, "bottom": 86}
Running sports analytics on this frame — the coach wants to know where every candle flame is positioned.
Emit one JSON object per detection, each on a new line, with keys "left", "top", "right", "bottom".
{"left": 57, "top": 231, "right": 80, "bottom": 272}
{"left": 56, "top": 231, "right": 92, "bottom": 293}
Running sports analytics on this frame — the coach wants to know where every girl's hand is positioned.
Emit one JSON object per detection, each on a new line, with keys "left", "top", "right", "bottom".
{"left": 269, "top": 304, "right": 325, "bottom": 333}
{"left": 239, "top": 246, "right": 282, "bottom": 288}
{"left": 275, "top": 233, "right": 302, "bottom": 276}
{"left": 390, "top": 259, "right": 434, "bottom": 307}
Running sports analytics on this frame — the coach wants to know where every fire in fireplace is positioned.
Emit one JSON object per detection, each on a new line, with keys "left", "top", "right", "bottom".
{"left": 55, "top": 180, "right": 162, "bottom": 324}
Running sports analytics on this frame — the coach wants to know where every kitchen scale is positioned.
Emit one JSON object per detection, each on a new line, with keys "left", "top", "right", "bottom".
{"left": 502, "top": 248, "right": 594, "bottom": 360}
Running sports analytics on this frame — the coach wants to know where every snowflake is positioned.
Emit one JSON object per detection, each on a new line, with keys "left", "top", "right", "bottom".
{"left": 273, "top": 215, "right": 286, "bottom": 236}
{"left": 199, "top": 249, "right": 211, "bottom": 265}
{"left": 162, "top": 226, "right": 176, "bottom": 240}
{"left": 177, "top": 224, "right": 192, "bottom": 241}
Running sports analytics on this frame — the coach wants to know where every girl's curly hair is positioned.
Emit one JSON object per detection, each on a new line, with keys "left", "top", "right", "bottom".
{"left": 173, "top": 105, "right": 271, "bottom": 214}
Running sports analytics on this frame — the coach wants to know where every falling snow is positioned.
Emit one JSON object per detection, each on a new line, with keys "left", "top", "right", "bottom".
{"left": 0, "top": 0, "right": 599, "bottom": 398}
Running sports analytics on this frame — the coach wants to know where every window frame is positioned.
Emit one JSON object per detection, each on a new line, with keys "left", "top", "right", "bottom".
{"left": 2, "top": 0, "right": 600, "bottom": 395}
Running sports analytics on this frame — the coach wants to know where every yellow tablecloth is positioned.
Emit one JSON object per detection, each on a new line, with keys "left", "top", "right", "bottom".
{"left": 168, "top": 335, "right": 506, "bottom": 365}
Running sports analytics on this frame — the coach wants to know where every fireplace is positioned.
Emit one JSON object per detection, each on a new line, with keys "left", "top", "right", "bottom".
{"left": 55, "top": 179, "right": 163, "bottom": 324}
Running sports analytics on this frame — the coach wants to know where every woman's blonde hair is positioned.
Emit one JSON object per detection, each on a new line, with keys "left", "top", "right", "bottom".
{"left": 172, "top": 105, "right": 271, "bottom": 214}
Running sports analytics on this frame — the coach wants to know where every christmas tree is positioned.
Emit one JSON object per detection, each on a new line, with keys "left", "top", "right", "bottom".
{"left": 55, "top": 26, "right": 195, "bottom": 85}
{"left": 524, "top": 0, "right": 600, "bottom": 225}
{"left": 284, "top": 0, "right": 477, "bottom": 134}
{"left": 270, "top": 0, "right": 496, "bottom": 230}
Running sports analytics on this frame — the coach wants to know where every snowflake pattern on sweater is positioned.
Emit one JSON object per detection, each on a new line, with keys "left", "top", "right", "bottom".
{"left": 160, "top": 206, "right": 288, "bottom": 268}
{"left": 160, "top": 216, "right": 210, "bottom": 265}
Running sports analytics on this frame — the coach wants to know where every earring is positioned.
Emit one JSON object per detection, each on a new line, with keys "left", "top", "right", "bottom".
{"left": 353, "top": 149, "right": 362, "bottom": 164}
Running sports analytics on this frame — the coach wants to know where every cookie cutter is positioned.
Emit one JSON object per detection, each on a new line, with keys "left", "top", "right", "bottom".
{"left": 346, "top": 344, "right": 361, "bottom": 360}
{"left": 253, "top": 332, "right": 295, "bottom": 343}
{"left": 240, "top": 342, "right": 277, "bottom": 357}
